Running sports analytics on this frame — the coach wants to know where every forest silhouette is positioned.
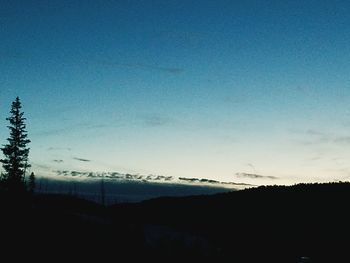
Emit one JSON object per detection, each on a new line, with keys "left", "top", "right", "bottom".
{"left": 0, "top": 98, "right": 349, "bottom": 263}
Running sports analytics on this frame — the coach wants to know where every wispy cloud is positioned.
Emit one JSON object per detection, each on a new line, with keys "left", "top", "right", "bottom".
{"left": 73, "top": 157, "right": 91, "bottom": 162}
{"left": 308, "top": 156, "right": 322, "bottom": 161}
{"left": 236, "top": 172, "right": 279, "bottom": 180}
{"left": 139, "top": 114, "right": 176, "bottom": 127}
{"left": 153, "top": 30, "right": 204, "bottom": 41}
{"left": 305, "top": 129, "right": 327, "bottom": 136}
{"left": 333, "top": 136, "right": 350, "bottom": 144}
{"left": 96, "top": 59, "right": 184, "bottom": 74}
{"left": 293, "top": 129, "right": 350, "bottom": 146}
{"left": 47, "top": 147, "right": 72, "bottom": 151}
{"left": 31, "top": 162, "right": 51, "bottom": 170}
{"left": 34, "top": 128, "right": 67, "bottom": 137}
{"left": 247, "top": 163, "right": 257, "bottom": 172}
{"left": 35, "top": 123, "right": 113, "bottom": 137}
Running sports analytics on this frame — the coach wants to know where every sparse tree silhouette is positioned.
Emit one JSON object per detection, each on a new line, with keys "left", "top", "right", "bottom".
{"left": 0, "top": 97, "right": 31, "bottom": 192}
{"left": 28, "top": 172, "right": 35, "bottom": 193}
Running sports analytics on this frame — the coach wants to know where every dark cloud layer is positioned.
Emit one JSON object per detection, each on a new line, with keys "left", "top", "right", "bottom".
{"left": 178, "top": 177, "right": 254, "bottom": 186}
{"left": 54, "top": 170, "right": 252, "bottom": 187}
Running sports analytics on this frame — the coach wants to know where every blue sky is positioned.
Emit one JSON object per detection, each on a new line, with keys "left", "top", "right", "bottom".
{"left": 1, "top": 0, "right": 350, "bottom": 185}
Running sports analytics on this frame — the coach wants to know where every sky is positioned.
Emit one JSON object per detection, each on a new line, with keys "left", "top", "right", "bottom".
{"left": 1, "top": 0, "right": 350, "bottom": 185}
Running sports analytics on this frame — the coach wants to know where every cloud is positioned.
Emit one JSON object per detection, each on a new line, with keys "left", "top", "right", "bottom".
{"left": 308, "top": 156, "right": 322, "bottom": 161}
{"left": 56, "top": 170, "right": 70, "bottom": 176}
{"left": 179, "top": 177, "right": 255, "bottom": 186}
{"left": 179, "top": 177, "right": 200, "bottom": 183}
{"left": 145, "top": 175, "right": 173, "bottom": 181}
{"left": 153, "top": 30, "right": 203, "bottom": 41}
{"left": 302, "top": 130, "right": 350, "bottom": 145}
{"left": 73, "top": 157, "right": 91, "bottom": 162}
{"left": 47, "top": 147, "right": 72, "bottom": 151}
{"left": 71, "top": 171, "right": 86, "bottom": 176}
{"left": 31, "top": 162, "right": 51, "bottom": 170}
{"left": 96, "top": 59, "right": 184, "bottom": 74}
{"left": 56, "top": 170, "right": 90, "bottom": 177}
{"left": 36, "top": 114, "right": 174, "bottom": 139}
{"left": 236, "top": 173, "right": 279, "bottom": 180}
{"left": 247, "top": 163, "right": 257, "bottom": 172}
{"left": 293, "top": 129, "right": 350, "bottom": 146}
{"left": 222, "top": 96, "right": 247, "bottom": 105}
{"left": 333, "top": 136, "right": 350, "bottom": 144}
{"left": 140, "top": 115, "right": 175, "bottom": 127}
{"left": 305, "top": 129, "right": 326, "bottom": 136}
{"left": 35, "top": 127, "right": 73, "bottom": 137}
{"left": 53, "top": 170, "right": 252, "bottom": 187}
{"left": 35, "top": 123, "right": 113, "bottom": 137}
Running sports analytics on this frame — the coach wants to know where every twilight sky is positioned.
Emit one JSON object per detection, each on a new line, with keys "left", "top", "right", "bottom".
{"left": 1, "top": 0, "right": 350, "bottom": 185}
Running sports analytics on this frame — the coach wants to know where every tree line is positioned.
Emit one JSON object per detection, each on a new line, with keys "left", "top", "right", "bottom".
{"left": 0, "top": 97, "right": 35, "bottom": 193}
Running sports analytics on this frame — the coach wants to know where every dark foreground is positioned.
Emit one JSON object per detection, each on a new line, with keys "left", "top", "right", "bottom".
{"left": 1, "top": 182, "right": 350, "bottom": 262}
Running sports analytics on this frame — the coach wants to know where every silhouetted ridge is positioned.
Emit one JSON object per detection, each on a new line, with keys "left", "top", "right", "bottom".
{"left": 1, "top": 182, "right": 350, "bottom": 262}
{"left": 111, "top": 182, "right": 350, "bottom": 263}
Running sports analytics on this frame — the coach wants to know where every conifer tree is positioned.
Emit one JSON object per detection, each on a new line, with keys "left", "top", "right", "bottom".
{"left": 0, "top": 97, "right": 31, "bottom": 192}
{"left": 28, "top": 172, "right": 35, "bottom": 193}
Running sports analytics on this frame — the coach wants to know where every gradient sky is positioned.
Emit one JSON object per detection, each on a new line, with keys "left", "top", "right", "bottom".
{"left": 1, "top": 0, "right": 350, "bottom": 185}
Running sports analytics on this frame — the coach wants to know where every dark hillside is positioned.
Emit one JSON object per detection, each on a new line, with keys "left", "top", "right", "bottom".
{"left": 2, "top": 183, "right": 350, "bottom": 262}
{"left": 111, "top": 182, "right": 350, "bottom": 262}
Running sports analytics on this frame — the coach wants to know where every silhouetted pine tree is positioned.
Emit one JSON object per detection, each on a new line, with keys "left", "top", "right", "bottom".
{"left": 28, "top": 172, "right": 35, "bottom": 193}
{"left": 0, "top": 97, "right": 31, "bottom": 192}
